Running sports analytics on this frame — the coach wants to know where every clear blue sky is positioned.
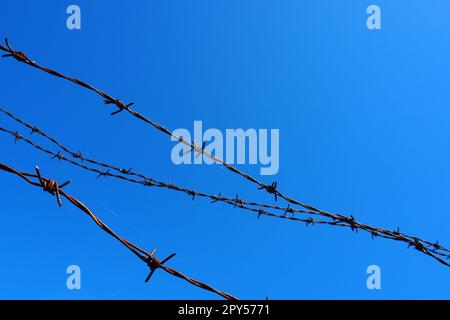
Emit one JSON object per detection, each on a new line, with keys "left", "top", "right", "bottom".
{"left": 1, "top": 1, "right": 450, "bottom": 299}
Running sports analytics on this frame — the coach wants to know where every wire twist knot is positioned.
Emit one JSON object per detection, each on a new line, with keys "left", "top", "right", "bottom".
{"left": 34, "top": 166, "right": 71, "bottom": 207}
{"left": 2, "top": 39, "right": 32, "bottom": 63}
{"left": 144, "top": 250, "right": 176, "bottom": 283}
{"left": 104, "top": 98, "right": 134, "bottom": 116}
{"left": 259, "top": 182, "right": 278, "bottom": 201}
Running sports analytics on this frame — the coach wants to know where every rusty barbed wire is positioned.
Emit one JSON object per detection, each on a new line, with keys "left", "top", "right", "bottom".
{"left": 1, "top": 109, "right": 450, "bottom": 267}
{"left": 1, "top": 38, "right": 450, "bottom": 267}
{"left": 0, "top": 161, "right": 237, "bottom": 300}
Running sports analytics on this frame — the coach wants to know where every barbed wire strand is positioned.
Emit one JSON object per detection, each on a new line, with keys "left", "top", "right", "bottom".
{"left": 1, "top": 40, "right": 449, "bottom": 267}
{"left": 0, "top": 161, "right": 237, "bottom": 300}
{"left": 1, "top": 121, "right": 450, "bottom": 267}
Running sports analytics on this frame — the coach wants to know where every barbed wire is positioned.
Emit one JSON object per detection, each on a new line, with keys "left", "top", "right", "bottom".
{"left": 1, "top": 39, "right": 450, "bottom": 268}
{"left": 0, "top": 161, "right": 237, "bottom": 300}
{"left": 1, "top": 107, "right": 450, "bottom": 267}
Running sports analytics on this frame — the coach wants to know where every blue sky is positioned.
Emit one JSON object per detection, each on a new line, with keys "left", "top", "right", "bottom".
{"left": 0, "top": 1, "right": 450, "bottom": 299}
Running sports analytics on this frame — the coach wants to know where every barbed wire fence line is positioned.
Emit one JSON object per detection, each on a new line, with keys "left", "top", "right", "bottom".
{"left": 0, "top": 162, "right": 238, "bottom": 300}
{"left": 0, "top": 37, "right": 449, "bottom": 300}
{"left": 1, "top": 38, "right": 450, "bottom": 267}
{"left": 1, "top": 106, "right": 450, "bottom": 267}
{"left": 1, "top": 124, "right": 450, "bottom": 268}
